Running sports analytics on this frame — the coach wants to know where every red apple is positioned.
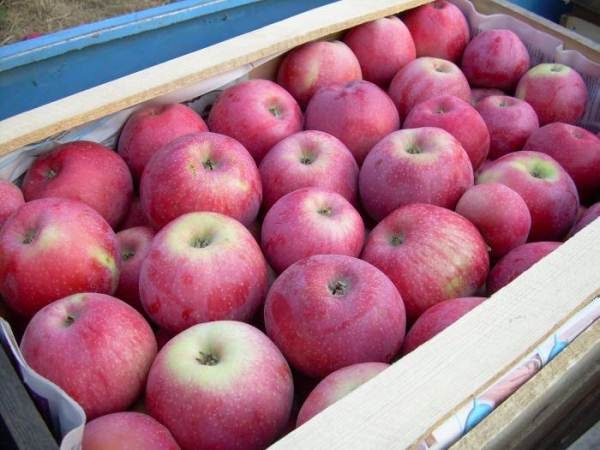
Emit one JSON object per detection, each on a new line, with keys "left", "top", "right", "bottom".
{"left": 0, "top": 180, "right": 24, "bottom": 229}
{"left": 305, "top": 80, "right": 400, "bottom": 164}
{"left": 516, "top": 63, "right": 588, "bottom": 125}
{"left": 477, "top": 151, "right": 579, "bottom": 241}
{"left": 140, "top": 132, "right": 262, "bottom": 230}
{"left": 146, "top": 320, "right": 293, "bottom": 450}
{"left": 343, "top": 17, "right": 416, "bottom": 87}
{"left": 470, "top": 88, "right": 505, "bottom": 106}
{"left": 361, "top": 203, "right": 489, "bottom": 321}
{"left": 455, "top": 183, "right": 531, "bottom": 258}
{"left": 403, "top": 95, "right": 490, "bottom": 169}
{"left": 264, "top": 254, "right": 406, "bottom": 378}
{"left": 119, "top": 196, "right": 150, "bottom": 230}
{"left": 476, "top": 95, "right": 539, "bottom": 160}
{"left": 118, "top": 103, "right": 208, "bottom": 181}
{"left": 359, "top": 127, "right": 473, "bottom": 221}
{"left": 22, "top": 141, "right": 133, "bottom": 227}
{"left": 388, "top": 57, "right": 471, "bottom": 120}
{"left": 261, "top": 188, "right": 365, "bottom": 273}
{"left": 568, "top": 202, "right": 600, "bottom": 238}
{"left": 208, "top": 79, "right": 303, "bottom": 162}
{"left": 21, "top": 293, "right": 156, "bottom": 419}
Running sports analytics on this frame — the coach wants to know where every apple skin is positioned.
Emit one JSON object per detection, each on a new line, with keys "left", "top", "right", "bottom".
{"left": 476, "top": 95, "right": 539, "bottom": 160}
{"left": 83, "top": 412, "right": 180, "bottom": 450}
{"left": 21, "top": 293, "right": 157, "bottom": 419}
{"left": 359, "top": 127, "right": 473, "bottom": 221}
{"left": 140, "top": 132, "right": 262, "bottom": 230}
{"left": 388, "top": 57, "right": 471, "bottom": 120}
{"left": 403, "top": 95, "right": 490, "bottom": 169}
{"left": 140, "top": 212, "right": 268, "bottom": 333}
{"left": 264, "top": 254, "right": 406, "bottom": 378}
{"left": 402, "top": 297, "right": 485, "bottom": 354}
{"left": 343, "top": 17, "right": 415, "bottom": 88}
{"left": 0, "top": 180, "right": 24, "bottom": 229}
{"left": 305, "top": 80, "right": 400, "bottom": 165}
{"left": 118, "top": 196, "right": 150, "bottom": 230}
{"left": 455, "top": 183, "right": 532, "bottom": 258}
{"left": 261, "top": 188, "right": 365, "bottom": 273}
{"left": 516, "top": 63, "right": 588, "bottom": 125}
{"left": 22, "top": 141, "right": 133, "bottom": 227}
{"left": 208, "top": 79, "right": 303, "bottom": 162}
{"left": 461, "top": 29, "right": 530, "bottom": 91}
{"left": 0, "top": 198, "right": 120, "bottom": 318}
{"left": 118, "top": 103, "right": 208, "bottom": 181}
{"left": 470, "top": 88, "right": 505, "bottom": 106}
{"left": 361, "top": 203, "right": 489, "bottom": 321}
{"left": 523, "top": 123, "right": 600, "bottom": 203}
{"left": 403, "top": 1, "right": 470, "bottom": 63}
{"left": 146, "top": 320, "right": 293, "bottom": 450}
{"left": 277, "top": 40, "right": 362, "bottom": 108}
{"left": 568, "top": 202, "right": 600, "bottom": 238}
{"left": 296, "top": 362, "right": 388, "bottom": 427}
{"left": 477, "top": 151, "right": 579, "bottom": 241}
{"left": 259, "top": 130, "right": 358, "bottom": 210}
{"left": 487, "top": 242, "right": 561, "bottom": 294}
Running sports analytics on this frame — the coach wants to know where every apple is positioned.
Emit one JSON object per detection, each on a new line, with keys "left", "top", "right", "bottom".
{"left": 523, "top": 123, "right": 600, "bottom": 203}
{"left": 403, "top": 1, "right": 470, "bottom": 62}
{"left": 277, "top": 40, "right": 362, "bottom": 108}
{"left": 21, "top": 293, "right": 157, "bottom": 419}
{"left": 264, "top": 254, "right": 406, "bottom": 378}
{"left": 477, "top": 151, "right": 579, "bottom": 241}
{"left": 146, "top": 320, "right": 293, "bottom": 450}
{"left": 83, "top": 412, "right": 180, "bottom": 450}
{"left": 361, "top": 203, "right": 489, "bottom": 321}
{"left": 261, "top": 188, "right": 365, "bottom": 273}
{"left": 208, "top": 79, "right": 303, "bottom": 162}
{"left": 0, "top": 180, "right": 24, "bottom": 229}
{"left": 119, "top": 196, "right": 150, "bottom": 230}
{"left": 461, "top": 29, "right": 530, "bottom": 90}
{"left": 455, "top": 183, "right": 531, "bottom": 258}
{"left": 359, "top": 127, "right": 473, "bottom": 221}
{"left": 305, "top": 80, "right": 399, "bottom": 164}
{"left": 402, "top": 297, "right": 485, "bottom": 354}
{"left": 403, "top": 95, "right": 490, "bottom": 169}
{"left": 568, "top": 202, "right": 600, "bottom": 238}
{"left": 140, "top": 132, "right": 262, "bottom": 230}
{"left": 388, "top": 57, "right": 471, "bottom": 120}
{"left": 140, "top": 212, "right": 268, "bottom": 333}
{"left": 470, "top": 88, "right": 505, "bottom": 106}
{"left": 22, "top": 141, "right": 133, "bottom": 227}
{"left": 475, "top": 95, "right": 539, "bottom": 160}
{"left": 516, "top": 63, "right": 588, "bottom": 125}
{"left": 296, "top": 362, "right": 388, "bottom": 427}
{"left": 118, "top": 103, "right": 208, "bottom": 181}
{"left": 487, "top": 241, "right": 561, "bottom": 293}
{"left": 343, "top": 17, "right": 415, "bottom": 87}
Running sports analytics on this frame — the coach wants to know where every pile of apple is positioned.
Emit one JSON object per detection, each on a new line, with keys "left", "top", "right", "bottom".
{"left": 1, "top": 2, "right": 599, "bottom": 449}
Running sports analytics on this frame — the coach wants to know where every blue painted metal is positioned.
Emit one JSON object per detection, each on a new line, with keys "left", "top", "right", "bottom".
{"left": 509, "top": 0, "right": 572, "bottom": 22}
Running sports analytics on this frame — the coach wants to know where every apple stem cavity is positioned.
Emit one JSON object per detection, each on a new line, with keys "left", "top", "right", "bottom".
{"left": 190, "top": 236, "right": 212, "bottom": 248}
{"left": 318, "top": 206, "right": 333, "bottom": 217}
{"left": 202, "top": 159, "right": 217, "bottom": 171}
{"left": 406, "top": 145, "right": 423, "bottom": 155}
{"left": 46, "top": 169, "right": 57, "bottom": 179}
{"left": 63, "top": 314, "right": 75, "bottom": 327}
{"left": 22, "top": 229, "right": 37, "bottom": 244}
{"left": 196, "top": 351, "right": 219, "bottom": 366}
{"left": 390, "top": 233, "right": 405, "bottom": 246}
{"left": 328, "top": 279, "right": 348, "bottom": 297}
{"left": 300, "top": 153, "right": 315, "bottom": 165}
{"left": 122, "top": 248, "right": 135, "bottom": 261}
{"left": 268, "top": 105, "right": 282, "bottom": 118}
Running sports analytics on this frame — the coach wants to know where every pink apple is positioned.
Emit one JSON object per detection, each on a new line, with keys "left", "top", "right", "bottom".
{"left": 118, "top": 103, "right": 208, "bottom": 181}
{"left": 361, "top": 203, "right": 489, "bottom": 321}
{"left": 516, "top": 63, "right": 588, "bottom": 125}
{"left": 208, "top": 79, "right": 303, "bottom": 162}
{"left": 359, "top": 127, "right": 473, "bottom": 221}
{"left": 487, "top": 241, "right": 561, "bottom": 293}
{"left": 477, "top": 151, "right": 579, "bottom": 241}
{"left": 261, "top": 188, "right": 365, "bottom": 273}
{"left": 523, "top": 123, "right": 600, "bottom": 203}
{"left": 140, "top": 132, "right": 262, "bottom": 230}
{"left": 83, "top": 412, "right": 179, "bottom": 450}
{"left": 296, "top": 362, "right": 388, "bottom": 427}
{"left": 403, "top": 95, "right": 490, "bottom": 169}
{"left": 21, "top": 293, "right": 156, "bottom": 419}
{"left": 476, "top": 95, "right": 539, "bottom": 160}
{"left": 305, "top": 80, "right": 399, "bottom": 164}
{"left": 455, "top": 183, "right": 531, "bottom": 258}
{"left": 402, "top": 297, "right": 485, "bottom": 354}
{"left": 119, "top": 196, "right": 150, "bottom": 230}
{"left": 462, "top": 29, "right": 530, "bottom": 90}
{"left": 146, "top": 321, "right": 293, "bottom": 450}
{"left": 343, "top": 17, "right": 415, "bottom": 87}
{"left": 22, "top": 141, "right": 133, "bottom": 227}
{"left": 470, "top": 88, "right": 505, "bottom": 106}
{"left": 264, "top": 254, "right": 406, "bottom": 378}
{"left": 388, "top": 57, "right": 471, "bottom": 120}
{"left": 568, "top": 202, "right": 600, "bottom": 238}
{"left": 277, "top": 40, "right": 362, "bottom": 108}
{"left": 0, "top": 180, "right": 24, "bottom": 229}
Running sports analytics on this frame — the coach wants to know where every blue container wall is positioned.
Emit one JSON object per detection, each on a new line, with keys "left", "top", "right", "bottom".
{"left": 509, "top": 0, "right": 571, "bottom": 22}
